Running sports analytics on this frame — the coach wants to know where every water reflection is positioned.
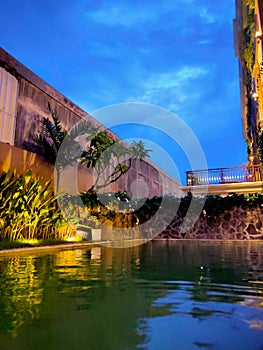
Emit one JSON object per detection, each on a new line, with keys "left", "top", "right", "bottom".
{"left": 0, "top": 241, "right": 262, "bottom": 349}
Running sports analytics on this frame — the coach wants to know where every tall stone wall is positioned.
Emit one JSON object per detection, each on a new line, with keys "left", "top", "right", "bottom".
{"left": 156, "top": 206, "right": 263, "bottom": 240}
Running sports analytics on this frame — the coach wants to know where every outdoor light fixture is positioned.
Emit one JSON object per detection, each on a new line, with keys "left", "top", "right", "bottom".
{"left": 255, "top": 31, "right": 262, "bottom": 39}
{"left": 252, "top": 92, "right": 259, "bottom": 100}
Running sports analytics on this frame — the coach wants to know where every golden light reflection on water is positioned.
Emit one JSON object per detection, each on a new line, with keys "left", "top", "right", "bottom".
{"left": 1, "top": 256, "right": 43, "bottom": 337}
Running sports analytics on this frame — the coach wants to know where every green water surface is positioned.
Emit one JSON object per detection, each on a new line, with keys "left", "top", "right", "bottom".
{"left": 0, "top": 241, "right": 262, "bottom": 350}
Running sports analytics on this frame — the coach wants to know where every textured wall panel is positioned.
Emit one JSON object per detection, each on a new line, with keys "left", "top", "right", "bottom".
{"left": 0, "top": 68, "right": 18, "bottom": 145}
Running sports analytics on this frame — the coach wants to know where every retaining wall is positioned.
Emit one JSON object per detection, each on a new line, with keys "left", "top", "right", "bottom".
{"left": 156, "top": 206, "right": 263, "bottom": 240}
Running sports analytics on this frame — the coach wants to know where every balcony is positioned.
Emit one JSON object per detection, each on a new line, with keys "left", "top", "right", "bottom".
{"left": 182, "top": 166, "right": 263, "bottom": 195}
{"left": 186, "top": 166, "right": 262, "bottom": 186}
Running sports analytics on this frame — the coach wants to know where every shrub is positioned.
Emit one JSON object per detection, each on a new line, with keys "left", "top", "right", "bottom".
{"left": 0, "top": 171, "right": 74, "bottom": 241}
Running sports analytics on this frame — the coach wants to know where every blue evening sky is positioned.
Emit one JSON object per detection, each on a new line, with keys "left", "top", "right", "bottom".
{"left": 0, "top": 0, "right": 247, "bottom": 183}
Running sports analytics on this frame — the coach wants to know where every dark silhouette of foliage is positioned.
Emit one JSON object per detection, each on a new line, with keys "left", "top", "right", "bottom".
{"left": 33, "top": 104, "right": 151, "bottom": 194}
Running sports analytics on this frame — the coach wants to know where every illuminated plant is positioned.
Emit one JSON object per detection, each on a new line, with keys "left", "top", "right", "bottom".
{"left": 0, "top": 171, "right": 73, "bottom": 241}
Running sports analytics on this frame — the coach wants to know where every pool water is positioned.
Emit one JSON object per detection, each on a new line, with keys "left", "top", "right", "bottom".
{"left": 0, "top": 241, "right": 262, "bottom": 350}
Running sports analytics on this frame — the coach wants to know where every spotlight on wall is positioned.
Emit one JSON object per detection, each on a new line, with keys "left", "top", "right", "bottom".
{"left": 255, "top": 31, "right": 262, "bottom": 39}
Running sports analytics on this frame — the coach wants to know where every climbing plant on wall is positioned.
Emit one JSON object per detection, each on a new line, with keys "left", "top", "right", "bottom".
{"left": 241, "top": 0, "right": 256, "bottom": 163}
{"left": 245, "top": 0, "right": 255, "bottom": 8}
{"left": 243, "top": 2, "right": 255, "bottom": 94}
{"left": 256, "top": 127, "right": 263, "bottom": 166}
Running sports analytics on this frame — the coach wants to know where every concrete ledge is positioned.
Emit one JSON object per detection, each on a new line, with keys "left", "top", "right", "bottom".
{"left": 181, "top": 181, "right": 263, "bottom": 195}
{"left": 0, "top": 242, "right": 99, "bottom": 256}
{"left": 0, "top": 239, "right": 149, "bottom": 256}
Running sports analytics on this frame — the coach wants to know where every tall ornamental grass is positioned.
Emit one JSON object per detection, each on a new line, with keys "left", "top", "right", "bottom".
{"left": 0, "top": 171, "right": 74, "bottom": 241}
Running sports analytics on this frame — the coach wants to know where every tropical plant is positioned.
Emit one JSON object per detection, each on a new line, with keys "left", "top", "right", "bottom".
{"left": 81, "top": 133, "right": 151, "bottom": 193}
{"left": 33, "top": 103, "right": 94, "bottom": 190}
{"left": 245, "top": 0, "right": 255, "bottom": 9}
{"left": 33, "top": 104, "right": 151, "bottom": 195}
{"left": 0, "top": 171, "right": 73, "bottom": 241}
{"left": 33, "top": 103, "right": 67, "bottom": 165}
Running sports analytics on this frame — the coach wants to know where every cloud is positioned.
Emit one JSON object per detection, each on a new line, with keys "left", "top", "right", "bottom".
{"left": 199, "top": 40, "right": 211, "bottom": 45}
{"left": 127, "top": 66, "right": 208, "bottom": 113}
{"left": 84, "top": 0, "right": 203, "bottom": 29}
{"left": 199, "top": 7, "right": 215, "bottom": 24}
{"left": 86, "top": 4, "right": 159, "bottom": 27}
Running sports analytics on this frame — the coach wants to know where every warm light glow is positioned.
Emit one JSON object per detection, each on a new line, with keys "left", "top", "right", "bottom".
{"left": 63, "top": 236, "right": 83, "bottom": 242}
{"left": 255, "top": 31, "right": 262, "bottom": 38}
{"left": 17, "top": 239, "right": 40, "bottom": 245}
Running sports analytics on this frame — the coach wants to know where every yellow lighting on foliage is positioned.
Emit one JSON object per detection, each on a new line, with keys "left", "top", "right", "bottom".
{"left": 63, "top": 236, "right": 83, "bottom": 242}
{"left": 17, "top": 239, "right": 40, "bottom": 245}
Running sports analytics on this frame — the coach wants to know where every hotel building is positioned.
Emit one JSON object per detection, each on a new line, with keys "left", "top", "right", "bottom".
{"left": 234, "top": 0, "right": 263, "bottom": 166}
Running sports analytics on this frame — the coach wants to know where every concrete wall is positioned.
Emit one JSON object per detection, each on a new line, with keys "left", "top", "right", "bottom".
{"left": 0, "top": 142, "right": 53, "bottom": 183}
{"left": 182, "top": 181, "right": 263, "bottom": 195}
{"left": 117, "top": 158, "right": 182, "bottom": 198}
{"left": 0, "top": 47, "right": 182, "bottom": 198}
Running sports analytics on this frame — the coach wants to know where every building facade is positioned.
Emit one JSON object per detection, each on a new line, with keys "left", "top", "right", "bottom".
{"left": 234, "top": 0, "right": 263, "bottom": 166}
{"left": 0, "top": 47, "right": 182, "bottom": 198}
